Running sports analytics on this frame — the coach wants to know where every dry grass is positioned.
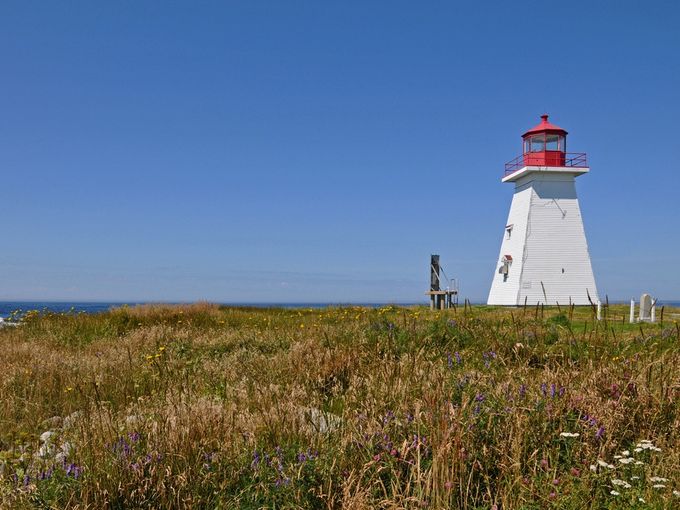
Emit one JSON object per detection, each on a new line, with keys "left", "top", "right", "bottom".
{"left": 0, "top": 304, "right": 678, "bottom": 509}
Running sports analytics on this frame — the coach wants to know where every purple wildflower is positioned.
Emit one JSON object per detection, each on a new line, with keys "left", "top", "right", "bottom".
{"left": 519, "top": 384, "right": 527, "bottom": 398}
{"left": 454, "top": 352, "right": 462, "bottom": 364}
{"left": 595, "top": 426, "right": 605, "bottom": 440}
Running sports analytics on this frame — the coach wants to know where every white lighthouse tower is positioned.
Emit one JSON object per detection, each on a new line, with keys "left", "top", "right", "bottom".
{"left": 487, "top": 115, "right": 598, "bottom": 306}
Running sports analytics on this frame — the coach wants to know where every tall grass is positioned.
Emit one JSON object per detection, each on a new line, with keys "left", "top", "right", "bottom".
{"left": 0, "top": 304, "right": 678, "bottom": 509}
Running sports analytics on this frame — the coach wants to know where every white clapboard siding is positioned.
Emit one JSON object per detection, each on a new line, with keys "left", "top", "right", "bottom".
{"left": 488, "top": 169, "right": 598, "bottom": 305}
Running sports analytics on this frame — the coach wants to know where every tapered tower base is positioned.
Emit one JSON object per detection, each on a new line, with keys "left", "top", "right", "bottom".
{"left": 487, "top": 167, "right": 598, "bottom": 306}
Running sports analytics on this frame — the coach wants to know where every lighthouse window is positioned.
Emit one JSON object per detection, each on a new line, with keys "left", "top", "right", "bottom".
{"left": 546, "top": 134, "right": 559, "bottom": 151}
{"left": 529, "top": 135, "right": 545, "bottom": 152}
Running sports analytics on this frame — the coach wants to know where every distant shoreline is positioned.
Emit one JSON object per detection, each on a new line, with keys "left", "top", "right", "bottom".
{"left": 1, "top": 300, "right": 680, "bottom": 319}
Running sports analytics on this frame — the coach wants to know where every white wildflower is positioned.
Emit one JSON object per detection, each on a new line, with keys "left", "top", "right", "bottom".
{"left": 611, "top": 479, "right": 632, "bottom": 488}
{"left": 631, "top": 476, "right": 640, "bottom": 480}
{"left": 673, "top": 490, "right": 680, "bottom": 497}
{"left": 621, "top": 450, "right": 630, "bottom": 456}
{"left": 653, "top": 484, "right": 666, "bottom": 489}
{"left": 589, "top": 464, "right": 598, "bottom": 472}
{"left": 650, "top": 446, "right": 662, "bottom": 452}
{"left": 610, "top": 490, "right": 620, "bottom": 496}
{"left": 638, "top": 497, "right": 646, "bottom": 503}
{"left": 560, "top": 432, "right": 580, "bottom": 438}
{"left": 613, "top": 454, "right": 622, "bottom": 459}
{"left": 634, "top": 461, "right": 644, "bottom": 465}
{"left": 634, "top": 447, "right": 643, "bottom": 453}
{"left": 619, "top": 457, "right": 634, "bottom": 464}
{"left": 650, "top": 477, "right": 668, "bottom": 483}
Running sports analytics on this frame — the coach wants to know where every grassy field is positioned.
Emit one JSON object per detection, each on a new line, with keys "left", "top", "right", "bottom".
{"left": 0, "top": 303, "right": 678, "bottom": 509}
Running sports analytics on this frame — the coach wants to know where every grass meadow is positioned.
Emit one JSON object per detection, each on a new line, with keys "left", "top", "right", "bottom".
{"left": 0, "top": 303, "right": 678, "bottom": 509}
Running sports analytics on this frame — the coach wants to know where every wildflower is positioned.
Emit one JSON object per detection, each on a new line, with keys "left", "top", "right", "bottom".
{"left": 589, "top": 464, "right": 598, "bottom": 472}
{"left": 519, "top": 384, "right": 527, "bottom": 398}
{"left": 570, "top": 467, "right": 580, "bottom": 477}
{"left": 595, "top": 426, "right": 605, "bottom": 440}
{"left": 454, "top": 351, "right": 462, "bottom": 364}
{"left": 653, "top": 484, "right": 666, "bottom": 489}
{"left": 619, "top": 457, "right": 634, "bottom": 464}
{"left": 560, "top": 432, "right": 579, "bottom": 438}
{"left": 649, "top": 477, "right": 668, "bottom": 483}
{"left": 673, "top": 490, "right": 680, "bottom": 497}
{"left": 610, "top": 490, "right": 620, "bottom": 496}
{"left": 638, "top": 498, "right": 646, "bottom": 503}
{"left": 634, "top": 461, "right": 643, "bottom": 465}
{"left": 444, "top": 481, "right": 452, "bottom": 490}
{"left": 621, "top": 450, "right": 630, "bottom": 456}
{"left": 611, "top": 479, "right": 632, "bottom": 488}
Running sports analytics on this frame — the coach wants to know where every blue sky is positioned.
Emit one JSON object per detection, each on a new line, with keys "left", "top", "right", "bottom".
{"left": 1, "top": 1, "right": 679, "bottom": 303}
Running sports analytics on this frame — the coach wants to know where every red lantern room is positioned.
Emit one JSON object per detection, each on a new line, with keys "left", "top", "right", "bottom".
{"left": 504, "top": 114, "right": 587, "bottom": 175}
{"left": 522, "top": 114, "right": 567, "bottom": 167}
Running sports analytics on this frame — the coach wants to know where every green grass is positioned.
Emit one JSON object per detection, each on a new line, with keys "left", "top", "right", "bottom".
{"left": 0, "top": 303, "right": 678, "bottom": 509}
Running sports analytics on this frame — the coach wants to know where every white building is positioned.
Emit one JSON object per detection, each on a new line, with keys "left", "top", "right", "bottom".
{"left": 487, "top": 115, "right": 598, "bottom": 306}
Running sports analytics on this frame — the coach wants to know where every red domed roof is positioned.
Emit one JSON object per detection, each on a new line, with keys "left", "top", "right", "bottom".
{"left": 522, "top": 114, "right": 568, "bottom": 137}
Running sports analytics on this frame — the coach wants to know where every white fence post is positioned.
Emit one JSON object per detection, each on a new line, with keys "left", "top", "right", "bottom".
{"left": 629, "top": 299, "right": 635, "bottom": 323}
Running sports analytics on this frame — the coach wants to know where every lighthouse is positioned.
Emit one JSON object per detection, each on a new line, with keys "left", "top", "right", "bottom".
{"left": 487, "top": 115, "right": 598, "bottom": 306}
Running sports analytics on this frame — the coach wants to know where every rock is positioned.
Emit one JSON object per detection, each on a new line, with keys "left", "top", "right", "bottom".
{"left": 42, "top": 416, "right": 64, "bottom": 429}
{"left": 302, "top": 407, "right": 342, "bottom": 434}
{"left": 40, "top": 431, "right": 55, "bottom": 443}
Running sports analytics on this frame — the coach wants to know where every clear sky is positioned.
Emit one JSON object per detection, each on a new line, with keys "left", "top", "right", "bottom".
{"left": 1, "top": 1, "right": 679, "bottom": 303}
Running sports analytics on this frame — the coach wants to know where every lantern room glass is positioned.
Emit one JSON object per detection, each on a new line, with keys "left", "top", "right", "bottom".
{"left": 524, "top": 133, "right": 566, "bottom": 154}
